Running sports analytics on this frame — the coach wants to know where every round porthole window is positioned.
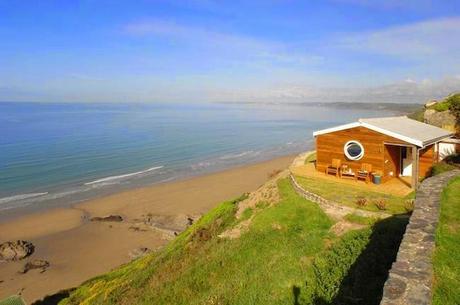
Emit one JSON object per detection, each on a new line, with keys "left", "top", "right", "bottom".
{"left": 344, "top": 140, "right": 364, "bottom": 160}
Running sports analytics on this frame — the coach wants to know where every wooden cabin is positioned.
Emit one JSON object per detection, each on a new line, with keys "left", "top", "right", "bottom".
{"left": 313, "top": 116, "right": 453, "bottom": 188}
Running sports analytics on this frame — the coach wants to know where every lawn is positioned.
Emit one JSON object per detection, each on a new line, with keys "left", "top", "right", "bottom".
{"left": 294, "top": 175, "right": 413, "bottom": 214}
{"left": 305, "top": 152, "right": 317, "bottom": 165}
{"left": 433, "top": 177, "right": 460, "bottom": 305}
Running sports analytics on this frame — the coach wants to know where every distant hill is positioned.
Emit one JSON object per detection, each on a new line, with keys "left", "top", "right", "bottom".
{"left": 220, "top": 101, "right": 422, "bottom": 114}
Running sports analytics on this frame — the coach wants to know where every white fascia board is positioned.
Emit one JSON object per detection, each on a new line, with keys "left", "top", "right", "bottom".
{"left": 312, "top": 122, "right": 361, "bottom": 137}
{"left": 360, "top": 122, "right": 423, "bottom": 147}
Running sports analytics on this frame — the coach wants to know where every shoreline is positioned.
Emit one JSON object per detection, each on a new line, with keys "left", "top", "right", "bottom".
{"left": 0, "top": 154, "right": 295, "bottom": 302}
{"left": 0, "top": 146, "right": 311, "bottom": 223}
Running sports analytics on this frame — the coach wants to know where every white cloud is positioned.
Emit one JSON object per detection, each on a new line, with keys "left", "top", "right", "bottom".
{"left": 121, "top": 19, "right": 322, "bottom": 66}
{"left": 333, "top": 0, "right": 433, "bottom": 10}
{"left": 340, "top": 17, "right": 460, "bottom": 59}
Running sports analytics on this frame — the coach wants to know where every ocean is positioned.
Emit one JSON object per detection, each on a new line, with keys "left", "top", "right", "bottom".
{"left": 0, "top": 102, "right": 399, "bottom": 218}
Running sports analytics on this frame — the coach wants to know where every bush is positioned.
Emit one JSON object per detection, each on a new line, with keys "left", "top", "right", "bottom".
{"left": 375, "top": 199, "right": 387, "bottom": 210}
{"left": 404, "top": 199, "right": 415, "bottom": 213}
{"left": 444, "top": 154, "right": 460, "bottom": 165}
{"left": 431, "top": 163, "right": 457, "bottom": 176}
{"left": 432, "top": 101, "right": 451, "bottom": 112}
{"left": 356, "top": 197, "right": 368, "bottom": 207}
{"left": 448, "top": 94, "right": 460, "bottom": 132}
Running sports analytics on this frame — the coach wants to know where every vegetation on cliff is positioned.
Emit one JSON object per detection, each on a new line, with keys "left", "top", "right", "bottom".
{"left": 55, "top": 179, "right": 407, "bottom": 305}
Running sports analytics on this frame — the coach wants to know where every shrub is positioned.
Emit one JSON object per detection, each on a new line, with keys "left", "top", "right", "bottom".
{"left": 448, "top": 95, "right": 460, "bottom": 133}
{"left": 356, "top": 197, "right": 368, "bottom": 207}
{"left": 432, "top": 101, "right": 451, "bottom": 112}
{"left": 431, "top": 162, "right": 457, "bottom": 176}
{"left": 444, "top": 153, "right": 460, "bottom": 165}
{"left": 375, "top": 199, "right": 387, "bottom": 210}
{"left": 404, "top": 199, "right": 415, "bottom": 213}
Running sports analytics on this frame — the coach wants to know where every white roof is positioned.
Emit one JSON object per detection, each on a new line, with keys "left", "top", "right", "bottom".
{"left": 313, "top": 116, "right": 453, "bottom": 147}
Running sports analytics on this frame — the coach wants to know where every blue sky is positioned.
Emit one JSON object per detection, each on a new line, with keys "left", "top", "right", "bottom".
{"left": 1, "top": 0, "right": 460, "bottom": 103}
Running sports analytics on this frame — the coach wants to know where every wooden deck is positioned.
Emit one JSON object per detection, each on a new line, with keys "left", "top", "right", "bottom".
{"left": 290, "top": 162, "right": 413, "bottom": 197}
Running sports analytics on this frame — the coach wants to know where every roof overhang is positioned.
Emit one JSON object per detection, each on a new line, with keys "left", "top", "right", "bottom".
{"left": 312, "top": 122, "right": 360, "bottom": 137}
{"left": 313, "top": 121, "right": 453, "bottom": 148}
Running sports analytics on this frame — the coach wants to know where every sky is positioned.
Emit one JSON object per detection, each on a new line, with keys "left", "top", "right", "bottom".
{"left": 0, "top": 0, "right": 460, "bottom": 104}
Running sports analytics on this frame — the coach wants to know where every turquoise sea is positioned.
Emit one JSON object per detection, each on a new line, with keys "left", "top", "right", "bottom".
{"left": 0, "top": 102, "right": 398, "bottom": 218}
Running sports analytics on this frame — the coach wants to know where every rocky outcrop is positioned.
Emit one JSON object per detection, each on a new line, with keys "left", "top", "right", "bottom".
{"left": 131, "top": 214, "right": 200, "bottom": 237}
{"left": 0, "top": 240, "right": 35, "bottom": 262}
{"left": 380, "top": 169, "right": 460, "bottom": 305}
{"left": 20, "top": 259, "right": 50, "bottom": 274}
{"left": 90, "top": 215, "right": 123, "bottom": 222}
{"left": 128, "top": 247, "right": 151, "bottom": 260}
{"left": 423, "top": 109, "right": 456, "bottom": 130}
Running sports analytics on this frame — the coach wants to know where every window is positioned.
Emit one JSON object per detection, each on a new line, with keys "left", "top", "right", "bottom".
{"left": 344, "top": 140, "right": 364, "bottom": 160}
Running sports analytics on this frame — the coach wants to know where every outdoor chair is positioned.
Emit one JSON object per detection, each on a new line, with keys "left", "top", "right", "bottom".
{"left": 357, "top": 163, "right": 372, "bottom": 183}
{"left": 325, "top": 159, "right": 341, "bottom": 177}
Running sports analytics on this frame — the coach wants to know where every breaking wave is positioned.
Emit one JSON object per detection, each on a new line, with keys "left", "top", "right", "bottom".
{"left": 0, "top": 192, "right": 49, "bottom": 205}
{"left": 84, "top": 166, "right": 164, "bottom": 185}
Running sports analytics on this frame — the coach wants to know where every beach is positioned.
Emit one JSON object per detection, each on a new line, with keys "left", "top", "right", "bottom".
{"left": 0, "top": 155, "right": 294, "bottom": 302}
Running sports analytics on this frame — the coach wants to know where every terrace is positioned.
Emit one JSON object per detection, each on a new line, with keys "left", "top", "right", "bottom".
{"left": 290, "top": 152, "right": 414, "bottom": 215}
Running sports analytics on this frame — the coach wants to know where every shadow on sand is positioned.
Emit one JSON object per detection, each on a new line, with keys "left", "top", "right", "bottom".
{"left": 31, "top": 290, "right": 73, "bottom": 305}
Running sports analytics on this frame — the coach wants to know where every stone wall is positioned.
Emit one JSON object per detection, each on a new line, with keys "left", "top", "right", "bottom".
{"left": 380, "top": 169, "right": 460, "bottom": 305}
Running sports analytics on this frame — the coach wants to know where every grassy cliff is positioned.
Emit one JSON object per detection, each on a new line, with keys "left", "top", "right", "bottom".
{"left": 55, "top": 179, "right": 407, "bottom": 305}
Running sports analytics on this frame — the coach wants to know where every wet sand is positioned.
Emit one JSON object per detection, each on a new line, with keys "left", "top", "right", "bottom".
{"left": 0, "top": 155, "right": 294, "bottom": 303}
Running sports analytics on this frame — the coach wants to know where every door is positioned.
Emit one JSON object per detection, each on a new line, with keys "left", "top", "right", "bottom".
{"left": 401, "top": 147, "right": 413, "bottom": 176}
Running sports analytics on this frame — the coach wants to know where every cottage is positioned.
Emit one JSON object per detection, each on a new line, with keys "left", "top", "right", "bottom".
{"left": 313, "top": 116, "right": 454, "bottom": 188}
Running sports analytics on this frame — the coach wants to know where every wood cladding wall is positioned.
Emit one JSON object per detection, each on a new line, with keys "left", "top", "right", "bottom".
{"left": 384, "top": 144, "right": 401, "bottom": 181}
{"left": 419, "top": 144, "right": 435, "bottom": 179}
{"left": 315, "top": 126, "right": 437, "bottom": 182}
{"left": 316, "top": 126, "right": 407, "bottom": 178}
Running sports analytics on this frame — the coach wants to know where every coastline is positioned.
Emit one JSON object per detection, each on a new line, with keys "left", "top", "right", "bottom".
{"left": 0, "top": 154, "right": 295, "bottom": 302}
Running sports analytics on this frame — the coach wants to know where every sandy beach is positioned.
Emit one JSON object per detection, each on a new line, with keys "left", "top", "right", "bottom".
{"left": 0, "top": 155, "right": 294, "bottom": 303}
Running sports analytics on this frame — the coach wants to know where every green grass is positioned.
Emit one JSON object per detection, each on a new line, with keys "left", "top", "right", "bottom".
{"left": 59, "top": 179, "right": 335, "bottom": 305}
{"left": 239, "top": 207, "right": 253, "bottom": 221}
{"left": 305, "top": 152, "right": 317, "bottom": 165}
{"left": 427, "top": 93, "right": 460, "bottom": 112}
{"left": 344, "top": 213, "right": 379, "bottom": 225}
{"left": 58, "top": 178, "right": 408, "bottom": 305}
{"left": 0, "top": 296, "right": 25, "bottom": 305}
{"left": 431, "top": 101, "right": 451, "bottom": 112}
{"left": 433, "top": 177, "right": 460, "bottom": 305}
{"left": 294, "top": 175, "right": 412, "bottom": 214}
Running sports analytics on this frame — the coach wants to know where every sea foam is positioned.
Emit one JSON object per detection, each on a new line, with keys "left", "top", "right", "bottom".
{"left": 0, "top": 192, "right": 49, "bottom": 204}
{"left": 84, "top": 166, "right": 164, "bottom": 185}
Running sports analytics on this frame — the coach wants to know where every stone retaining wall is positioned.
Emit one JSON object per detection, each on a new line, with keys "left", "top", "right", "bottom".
{"left": 380, "top": 169, "right": 460, "bottom": 305}
{"left": 289, "top": 174, "right": 391, "bottom": 219}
